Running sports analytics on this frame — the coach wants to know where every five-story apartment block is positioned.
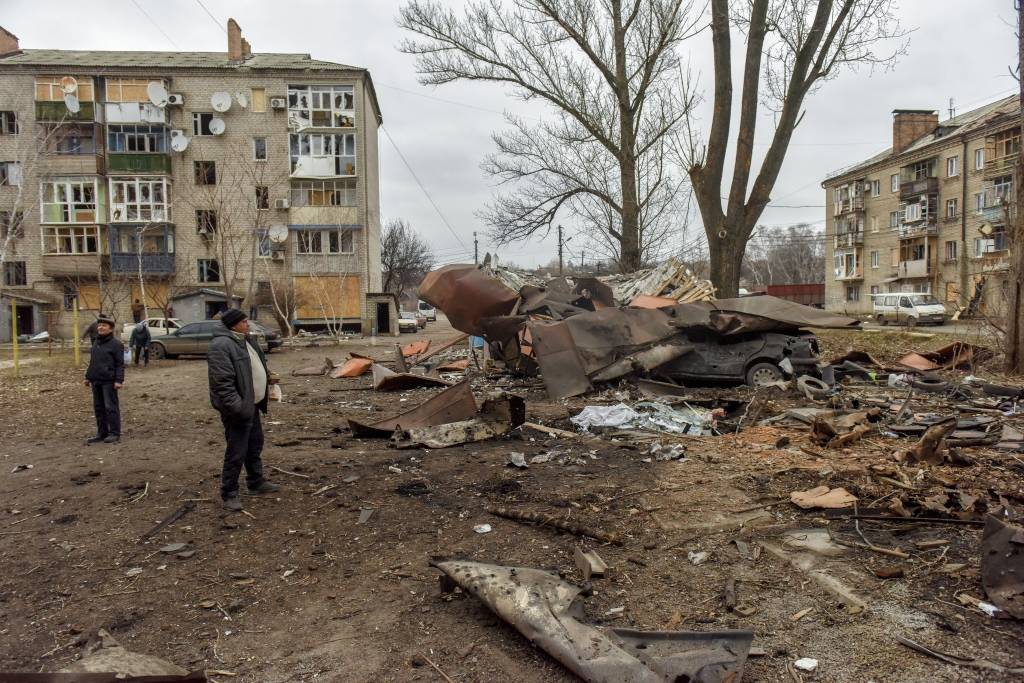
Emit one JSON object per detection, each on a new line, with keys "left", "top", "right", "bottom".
{"left": 822, "top": 95, "right": 1018, "bottom": 319}
{"left": 0, "top": 21, "right": 391, "bottom": 340}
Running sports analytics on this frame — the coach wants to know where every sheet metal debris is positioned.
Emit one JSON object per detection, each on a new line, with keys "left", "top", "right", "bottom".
{"left": 432, "top": 560, "right": 753, "bottom": 683}
{"left": 981, "top": 514, "right": 1024, "bottom": 619}
{"left": 371, "top": 364, "right": 452, "bottom": 391}
{"left": 392, "top": 392, "right": 525, "bottom": 449}
{"left": 347, "top": 382, "right": 478, "bottom": 437}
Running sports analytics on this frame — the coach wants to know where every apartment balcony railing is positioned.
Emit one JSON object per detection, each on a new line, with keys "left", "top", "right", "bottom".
{"left": 107, "top": 152, "right": 172, "bottom": 174}
{"left": 899, "top": 177, "right": 938, "bottom": 198}
{"left": 897, "top": 259, "right": 931, "bottom": 278}
{"left": 833, "top": 231, "right": 864, "bottom": 248}
{"left": 35, "top": 100, "right": 96, "bottom": 122}
{"left": 898, "top": 222, "right": 937, "bottom": 239}
{"left": 979, "top": 202, "right": 1015, "bottom": 225}
{"left": 109, "top": 252, "right": 175, "bottom": 275}
{"left": 834, "top": 267, "right": 863, "bottom": 281}
{"left": 832, "top": 196, "right": 865, "bottom": 216}
{"left": 984, "top": 154, "right": 1017, "bottom": 179}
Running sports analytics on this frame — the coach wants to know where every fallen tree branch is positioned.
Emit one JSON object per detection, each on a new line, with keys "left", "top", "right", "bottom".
{"left": 268, "top": 465, "right": 311, "bottom": 479}
{"left": 896, "top": 634, "right": 1024, "bottom": 674}
{"left": 486, "top": 506, "right": 622, "bottom": 545}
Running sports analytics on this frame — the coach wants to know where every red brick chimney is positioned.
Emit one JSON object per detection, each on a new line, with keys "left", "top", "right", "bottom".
{"left": 0, "top": 27, "right": 20, "bottom": 56}
{"left": 227, "top": 19, "right": 244, "bottom": 61}
{"left": 892, "top": 109, "right": 939, "bottom": 155}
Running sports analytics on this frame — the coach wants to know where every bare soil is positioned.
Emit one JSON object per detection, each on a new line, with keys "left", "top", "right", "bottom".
{"left": 1, "top": 318, "right": 1023, "bottom": 682}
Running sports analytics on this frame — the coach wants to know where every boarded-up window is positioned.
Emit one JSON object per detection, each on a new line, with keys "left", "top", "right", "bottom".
{"left": 251, "top": 88, "right": 267, "bottom": 113}
{"left": 945, "top": 282, "right": 959, "bottom": 303}
{"left": 35, "top": 76, "right": 95, "bottom": 102}
{"left": 293, "top": 275, "right": 361, "bottom": 320}
{"left": 106, "top": 78, "right": 157, "bottom": 103}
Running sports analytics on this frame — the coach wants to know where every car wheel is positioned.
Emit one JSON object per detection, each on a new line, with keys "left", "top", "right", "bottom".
{"left": 745, "top": 362, "right": 782, "bottom": 387}
{"left": 876, "top": 314, "right": 887, "bottom": 326}
{"left": 911, "top": 375, "right": 949, "bottom": 393}
{"left": 149, "top": 343, "right": 166, "bottom": 360}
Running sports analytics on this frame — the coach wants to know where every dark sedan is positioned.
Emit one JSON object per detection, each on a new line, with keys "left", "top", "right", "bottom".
{"left": 249, "top": 321, "right": 283, "bottom": 351}
{"left": 149, "top": 321, "right": 267, "bottom": 359}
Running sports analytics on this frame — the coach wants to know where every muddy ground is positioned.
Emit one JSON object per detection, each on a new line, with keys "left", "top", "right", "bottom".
{"left": 1, "top": 318, "right": 1023, "bottom": 682}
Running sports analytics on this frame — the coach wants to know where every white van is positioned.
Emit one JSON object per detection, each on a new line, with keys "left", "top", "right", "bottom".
{"left": 872, "top": 293, "right": 947, "bottom": 326}
{"left": 417, "top": 300, "right": 437, "bottom": 322}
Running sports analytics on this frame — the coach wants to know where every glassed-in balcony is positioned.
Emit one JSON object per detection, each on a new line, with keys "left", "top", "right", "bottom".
{"left": 108, "top": 224, "right": 175, "bottom": 275}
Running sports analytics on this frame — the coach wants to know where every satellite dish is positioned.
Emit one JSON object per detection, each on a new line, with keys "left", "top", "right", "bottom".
{"left": 235, "top": 91, "right": 248, "bottom": 108}
{"left": 60, "top": 76, "right": 78, "bottom": 94}
{"left": 209, "top": 117, "right": 226, "bottom": 135}
{"left": 979, "top": 223, "right": 993, "bottom": 236}
{"left": 210, "top": 91, "right": 232, "bottom": 112}
{"left": 64, "top": 93, "right": 81, "bottom": 113}
{"left": 268, "top": 224, "right": 289, "bottom": 243}
{"left": 170, "top": 135, "right": 190, "bottom": 152}
{"left": 147, "top": 82, "right": 169, "bottom": 107}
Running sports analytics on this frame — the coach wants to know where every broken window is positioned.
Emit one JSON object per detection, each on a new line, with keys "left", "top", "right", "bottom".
{"left": 1, "top": 211, "right": 24, "bottom": 238}
{"left": 107, "top": 124, "right": 169, "bottom": 153}
{"left": 63, "top": 284, "right": 78, "bottom": 310}
{"left": 251, "top": 88, "right": 267, "bottom": 113}
{"left": 194, "top": 161, "right": 217, "bottom": 185}
{"left": 3, "top": 261, "right": 26, "bottom": 286}
{"left": 0, "top": 111, "right": 17, "bottom": 135}
{"left": 196, "top": 210, "right": 218, "bottom": 235}
{"left": 287, "top": 84, "right": 355, "bottom": 128}
{"left": 105, "top": 78, "right": 157, "bottom": 103}
{"left": 54, "top": 125, "right": 97, "bottom": 155}
{"left": 43, "top": 226, "right": 98, "bottom": 254}
{"left": 197, "top": 258, "right": 221, "bottom": 283}
{"left": 288, "top": 133, "right": 356, "bottom": 176}
{"left": 288, "top": 179, "right": 357, "bottom": 207}
{"left": 192, "top": 112, "right": 215, "bottom": 136}
{"left": 35, "top": 76, "right": 95, "bottom": 102}
{"left": 41, "top": 178, "right": 95, "bottom": 222}
{"left": 110, "top": 177, "right": 168, "bottom": 222}
{"left": 0, "top": 161, "right": 22, "bottom": 186}
{"left": 255, "top": 186, "right": 270, "bottom": 210}
{"left": 253, "top": 136, "right": 267, "bottom": 161}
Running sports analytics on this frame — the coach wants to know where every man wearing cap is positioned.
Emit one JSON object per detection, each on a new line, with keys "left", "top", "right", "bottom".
{"left": 207, "top": 308, "right": 280, "bottom": 512}
{"left": 84, "top": 315, "right": 124, "bottom": 444}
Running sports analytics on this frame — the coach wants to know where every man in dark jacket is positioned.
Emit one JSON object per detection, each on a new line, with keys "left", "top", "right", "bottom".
{"left": 85, "top": 315, "right": 124, "bottom": 444}
{"left": 129, "top": 321, "right": 151, "bottom": 366}
{"left": 207, "top": 308, "right": 280, "bottom": 511}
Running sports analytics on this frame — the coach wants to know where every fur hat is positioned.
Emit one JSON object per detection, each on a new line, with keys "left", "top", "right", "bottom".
{"left": 96, "top": 315, "right": 115, "bottom": 327}
{"left": 220, "top": 308, "right": 247, "bottom": 329}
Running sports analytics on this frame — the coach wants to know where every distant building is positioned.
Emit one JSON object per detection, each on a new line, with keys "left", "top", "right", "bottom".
{"left": 0, "top": 19, "right": 385, "bottom": 338}
{"left": 821, "top": 95, "right": 1018, "bottom": 318}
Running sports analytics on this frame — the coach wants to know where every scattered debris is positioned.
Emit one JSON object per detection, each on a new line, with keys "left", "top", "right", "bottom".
{"left": 793, "top": 657, "right": 818, "bottom": 673}
{"left": 506, "top": 452, "right": 528, "bottom": 468}
{"left": 371, "top": 364, "right": 451, "bottom": 391}
{"left": 574, "top": 547, "right": 608, "bottom": 581}
{"left": 348, "top": 381, "right": 478, "bottom": 438}
{"left": 487, "top": 506, "right": 621, "bottom": 545}
{"left": 138, "top": 501, "right": 195, "bottom": 543}
{"left": 790, "top": 486, "right": 858, "bottom": 510}
{"left": 981, "top": 514, "right": 1024, "bottom": 619}
{"left": 473, "top": 524, "right": 492, "bottom": 534}
{"left": 393, "top": 392, "right": 525, "bottom": 449}
{"left": 331, "top": 356, "right": 373, "bottom": 378}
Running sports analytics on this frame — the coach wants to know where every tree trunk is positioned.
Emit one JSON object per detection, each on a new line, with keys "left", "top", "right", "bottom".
{"left": 619, "top": 154, "right": 641, "bottom": 272}
{"left": 709, "top": 233, "right": 744, "bottom": 298}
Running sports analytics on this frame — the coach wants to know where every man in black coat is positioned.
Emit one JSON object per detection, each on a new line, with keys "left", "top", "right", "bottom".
{"left": 85, "top": 315, "right": 124, "bottom": 444}
{"left": 207, "top": 308, "right": 280, "bottom": 512}
{"left": 129, "top": 321, "right": 151, "bottom": 366}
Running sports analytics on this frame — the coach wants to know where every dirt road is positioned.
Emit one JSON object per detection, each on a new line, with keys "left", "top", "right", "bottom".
{"left": 1, "top": 318, "right": 1022, "bottom": 681}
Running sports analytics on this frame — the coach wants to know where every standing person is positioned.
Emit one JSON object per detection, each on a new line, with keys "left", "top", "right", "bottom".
{"left": 129, "top": 321, "right": 151, "bottom": 366}
{"left": 131, "top": 299, "right": 145, "bottom": 324}
{"left": 84, "top": 315, "right": 124, "bottom": 444}
{"left": 207, "top": 309, "right": 280, "bottom": 512}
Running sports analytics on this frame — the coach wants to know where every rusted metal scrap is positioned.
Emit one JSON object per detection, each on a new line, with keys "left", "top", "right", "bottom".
{"left": 347, "top": 382, "right": 478, "bottom": 438}
{"left": 371, "top": 363, "right": 452, "bottom": 391}
{"left": 418, "top": 264, "right": 519, "bottom": 335}
{"left": 392, "top": 392, "right": 525, "bottom": 449}
{"left": 432, "top": 560, "right": 754, "bottom": 683}
{"left": 487, "top": 506, "right": 623, "bottom": 545}
{"left": 981, "top": 514, "right": 1024, "bottom": 619}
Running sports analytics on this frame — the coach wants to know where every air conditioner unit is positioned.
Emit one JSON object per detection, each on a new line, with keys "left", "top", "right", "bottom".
{"left": 167, "top": 93, "right": 184, "bottom": 106}
{"left": 271, "top": 250, "right": 285, "bottom": 261}
{"left": 274, "top": 198, "right": 290, "bottom": 210}
{"left": 270, "top": 97, "right": 287, "bottom": 110}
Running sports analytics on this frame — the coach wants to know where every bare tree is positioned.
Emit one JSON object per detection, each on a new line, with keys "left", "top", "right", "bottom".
{"left": 685, "top": 0, "right": 907, "bottom": 297}
{"left": 399, "top": 0, "right": 701, "bottom": 272}
{"left": 743, "top": 224, "right": 825, "bottom": 286}
{"left": 381, "top": 218, "right": 434, "bottom": 300}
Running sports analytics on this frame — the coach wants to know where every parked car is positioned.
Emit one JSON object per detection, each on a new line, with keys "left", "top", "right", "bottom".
{"left": 418, "top": 301, "right": 437, "bottom": 322}
{"left": 120, "top": 317, "right": 183, "bottom": 343}
{"left": 658, "top": 328, "right": 820, "bottom": 387}
{"left": 248, "top": 321, "right": 283, "bottom": 351}
{"left": 398, "top": 311, "right": 419, "bottom": 333}
{"left": 872, "top": 293, "right": 946, "bottom": 326}
{"left": 149, "top": 320, "right": 267, "bottom": 359}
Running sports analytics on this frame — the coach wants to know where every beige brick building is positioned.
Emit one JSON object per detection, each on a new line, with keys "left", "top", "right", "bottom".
{"left": 822, "top": 95, "right": 1018, "bottom": 319}
{"left": 0, "top": 21, "right": 392, "bottom": 341}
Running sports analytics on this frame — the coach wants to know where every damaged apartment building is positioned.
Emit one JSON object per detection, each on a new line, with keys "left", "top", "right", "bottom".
{"left": 0, "top": 21, "right": 392, "bottom": 342}
{"left": 822, "top": 95, "right": 1019, "bottom": 318}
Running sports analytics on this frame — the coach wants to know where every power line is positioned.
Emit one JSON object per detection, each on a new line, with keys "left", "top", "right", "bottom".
{"left": 130, "top": 0, "right": 180, "bottom": 49}
{"left": 194, "top": 0, "right": 227, "bottom": 34}
{"left": 382, "top": 125, "right": 468, "bottom": 250}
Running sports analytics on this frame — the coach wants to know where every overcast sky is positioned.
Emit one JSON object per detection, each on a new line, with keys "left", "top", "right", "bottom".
{"left": 3, "top": 0, "right": 1020, "bottom": 268}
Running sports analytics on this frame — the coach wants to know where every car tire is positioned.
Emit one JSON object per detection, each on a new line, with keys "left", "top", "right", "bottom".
{"left": 150, "top": 343, "right": 166, "bottom": 360}
{"left": 911, "top": 375, "right": 949, "bottom": 393}
{"left": 797, "top": 375, "right": 831, "bottom": 399}
{"left": 745, "top": 362, "right": 782, "bottom": 387}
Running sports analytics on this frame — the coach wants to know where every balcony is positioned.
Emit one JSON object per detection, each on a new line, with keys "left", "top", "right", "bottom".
{"left": 108, "top": 224, "right": 175, "bottom": 274}
{"left": 898, "top": 222, "right": 937, "bottom": 239}
{"left": 107, "top": 153, "right": 172, "bottom": 174}
{"left": 833, "top": 196, "right": 864, "bottom": 216}
{"left": 979, "top": 202, "right": 1014, "bottom": 225}
{"left": 41, "top": 253, "right": 104, "bottom": 278}
{"left": 900, "top": 176, "right": 938, "bottom": 198}
{"left": 109, "top": 252, "right": 175, "bottom": 275}
{"left": 984, "top": 154, "right": 1016, "bottom": 179}
{"left": 833, "top": 231, "right": 864, "bottom": 248}
{"left": 897, "top": 259, "right": 931, "bottom": 278}
{"left": 35, "top": 100, "right": 96, "bottom": 122}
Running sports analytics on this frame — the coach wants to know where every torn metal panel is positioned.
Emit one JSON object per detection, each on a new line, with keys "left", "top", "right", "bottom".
{"left": 347, "top": 382, "right": 477, "bottom": 437}
{"left": 530, "top": 321, "right": 593, "bottom": 398}
{"left": 432, "top": 560, "right": 753, "bottom": 683}
{"left": 401, "top": 340, "right": 430, "bottom": 357}
{"left": 628, "top": 294, "right": 679, "bottom": 309}
{"left": 330, "top": 357, "right": 373, "bottom": 378}
{"left": 418, "top": 264, "right": 519, "bottom": 335}
{"left": 981, "top": 515, "right": 1024, "bottom": 619}
{"left": 393, "top": 392, "right": 525, "bottom": 449}
{"left": 371, "top": 363, "right": 452, "bottom": 391}
{"left": 709, "top": 296, "right": 861, "bottom": 334}
{"left": 590, "top": 343, "right": 693, "bottom": 382}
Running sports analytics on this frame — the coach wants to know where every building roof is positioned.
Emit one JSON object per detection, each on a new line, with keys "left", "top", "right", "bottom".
{"left": 824, "top": 94, "right": 1019, "bottom": 184}
{"left": 0, "top": 49, "right": 363, "bottom": 72}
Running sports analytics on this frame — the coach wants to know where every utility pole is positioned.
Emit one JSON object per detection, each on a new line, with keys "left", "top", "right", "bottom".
{"left": 473, "top": 231, "right": 478, "bottom": 265}
{"left": 557, "top": 224, "right": 563, "bottom": 275}
{"left": 580, "top": 249, "right": 585, "bottom": 272}
{"left": 1009, "top": 0, "right": 1024, "bottom": 373}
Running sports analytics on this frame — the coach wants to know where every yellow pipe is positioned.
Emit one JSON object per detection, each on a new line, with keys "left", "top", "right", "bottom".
{"left": 72, "top": 298, "right": 81, "bottom": 368}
